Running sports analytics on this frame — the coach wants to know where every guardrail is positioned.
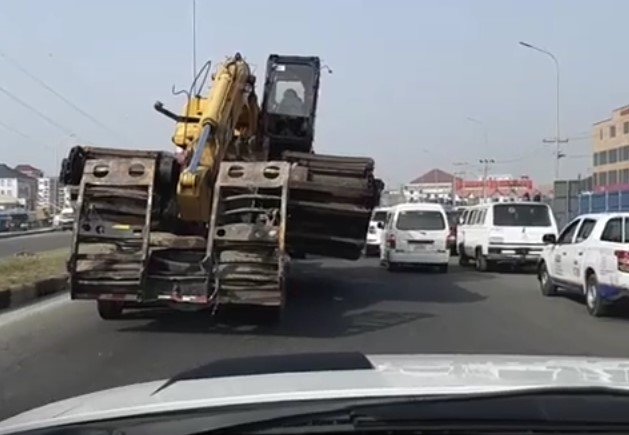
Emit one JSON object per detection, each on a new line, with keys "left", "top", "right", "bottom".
{"left": 0, "top": 227, "right": 60, "bottom": 240}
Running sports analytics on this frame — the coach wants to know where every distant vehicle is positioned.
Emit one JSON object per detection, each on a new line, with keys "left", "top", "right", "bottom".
{"left": 445, "top": 207, "right": 466, "bottom": 256}
{"left": 381, "top": 202, "right": 450, "bottom": 272}
{"left": 459, "top": 202, "right": 558, "bottom": 271}
{"left": 538, "top": 212, "right": 629, "bottom": 317}
{"left": 53, "top": 207, "right": 75, "bottom": 231}
{"left": 365, "top": 206, "right": 390, "bottom": 256}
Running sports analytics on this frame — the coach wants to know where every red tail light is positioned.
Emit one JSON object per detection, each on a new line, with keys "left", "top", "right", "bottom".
{"left": 386, "top": 233, "right": 396, "bottom": 249}
{"left": 614, "top": 250, "right": 629, "bottom": 273}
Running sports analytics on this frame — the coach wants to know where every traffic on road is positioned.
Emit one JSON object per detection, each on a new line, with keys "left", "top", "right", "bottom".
{"left": 4, "top": 2, "right": 629, "bottom": 433}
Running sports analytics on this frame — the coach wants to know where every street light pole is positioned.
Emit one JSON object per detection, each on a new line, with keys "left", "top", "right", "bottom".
{"left": 479, "top": 158, "right": 495, "bottom": 202}
{"left": 519, "top": 41, "right": 567, "bottom": 180}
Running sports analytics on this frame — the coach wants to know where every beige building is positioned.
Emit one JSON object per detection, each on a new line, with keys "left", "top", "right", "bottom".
{"left": 593, "top": 104, "right": 629, "bottom": 188}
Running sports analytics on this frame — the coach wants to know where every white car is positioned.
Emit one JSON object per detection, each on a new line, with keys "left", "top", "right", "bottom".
{"left": 365, "top": 207, "right": 389, "bottom": 256}
{"left": 459, "top": 202, "right": 558, "bottom": 271}
{"left": 381, "top": 202, "right": 450, "bottom": 272}
{"left": 538, "top": 212, "right": 629, "bottom": 317}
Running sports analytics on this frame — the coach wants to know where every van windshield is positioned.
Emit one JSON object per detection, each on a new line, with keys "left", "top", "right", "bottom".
{"left": 493, "top": 204, "right": 551, "bottom": 227}
{"left": 396, "top": 210, "right": 445, "bottom": 231}
{"left": 372, "top": 211, "right": 387, "bottom": 223}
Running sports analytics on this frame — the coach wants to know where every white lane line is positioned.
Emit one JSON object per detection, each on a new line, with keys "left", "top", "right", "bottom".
{"left": 0, "top": 292, "right": 71, "bottom": 328}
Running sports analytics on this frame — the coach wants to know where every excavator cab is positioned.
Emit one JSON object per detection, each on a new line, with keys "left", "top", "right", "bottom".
{"left": 259, "top": 55, "right": 320, "bottom": 160}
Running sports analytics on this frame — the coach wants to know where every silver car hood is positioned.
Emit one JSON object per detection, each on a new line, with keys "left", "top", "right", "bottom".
{"left": 4, "top": 353, "right": 629, "bottom": 433}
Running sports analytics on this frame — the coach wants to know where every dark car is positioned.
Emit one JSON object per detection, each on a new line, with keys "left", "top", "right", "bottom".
{"left": 445, "top": 209, "right": 464, "bottom": 256}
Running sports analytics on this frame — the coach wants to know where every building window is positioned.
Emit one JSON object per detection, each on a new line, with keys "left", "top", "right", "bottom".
{"left": 600, "top": 128, "right": 604, "bottom": 140}
{"left": 623, "top": 146, "right": 629, "bottom": 161}
{"left": 609, "top": 170, "right": 618, "bottom": 185}
{"left": 625, "top": 122, "right": 629, "bottom": 135}
{"left": 609, "top": 148, "right": 618, "bottom": 163}
{"left": 600, "top": 171, "right": 608, "bottom": 186}
{"left": 599, "top": 150, "right": 608, "bottom": 165}
{"left": 623, "top": 169, "right": 629, "bottom": 184}
{"left": 611, "top": 125, "right": 617, "bottom": 138}
{"left": 594, "top": 153, "right": 599, "bottom": 167}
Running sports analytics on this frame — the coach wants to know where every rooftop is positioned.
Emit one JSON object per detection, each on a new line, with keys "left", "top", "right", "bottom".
{"left": 0, "top": 164, "right": 36, "bottom": 180}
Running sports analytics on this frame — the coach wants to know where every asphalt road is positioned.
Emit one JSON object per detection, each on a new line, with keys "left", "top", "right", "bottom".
{"left": 2, "top": 256, "right": 629, "bottom": 420}
{"left": 0, "top": 231, "right": 71, "bottom": 258}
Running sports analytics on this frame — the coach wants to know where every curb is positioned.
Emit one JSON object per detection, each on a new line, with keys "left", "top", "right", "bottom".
{"left": 0, "top": 228, "right": 59, "bottom": 240}
{"left": 0, "top": 275, "right": 68, "bottom": 311}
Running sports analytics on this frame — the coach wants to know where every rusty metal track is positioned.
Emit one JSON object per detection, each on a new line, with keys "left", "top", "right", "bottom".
{"left": 284, "top": 151, "right": 379, "bottom": 260}
{"left": 207, "top": 162, "right": 289, "bottom": 313}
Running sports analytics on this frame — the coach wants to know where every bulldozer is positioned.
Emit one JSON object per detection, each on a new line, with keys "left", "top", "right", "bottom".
{"left": 59, "top": 53, "right": 383, "bottom": 321}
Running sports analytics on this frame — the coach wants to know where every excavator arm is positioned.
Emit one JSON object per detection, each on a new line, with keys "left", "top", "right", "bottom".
{"left": 160, "top": 53, "right": 259, "bottom": 221}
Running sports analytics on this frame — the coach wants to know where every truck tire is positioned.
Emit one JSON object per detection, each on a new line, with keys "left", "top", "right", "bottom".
{"left": 97, "top": 301, "right": 124, "bottom": 320}
{"left": 538, "top": 261, "right": 557, "bottom": 296}
{"left": 585, "top": 273, "right": 607, "bottom": 317}
{"left": 438, "top": 264, "right": 448, "bottom": 273}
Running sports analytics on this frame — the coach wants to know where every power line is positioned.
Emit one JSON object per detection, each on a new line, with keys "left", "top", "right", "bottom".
{"left": 0, "top": 84, "right": 78, "bottom": 137}
{"left": 0, "top": 50, "right": 129, "bottom": 144}
{"left": 0, "top": 118, "right": 36, "bottom": 142}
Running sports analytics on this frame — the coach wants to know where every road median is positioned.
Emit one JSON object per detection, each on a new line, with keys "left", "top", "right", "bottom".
{"left": 0, "top": 249, "right": 68, "bottom": 311}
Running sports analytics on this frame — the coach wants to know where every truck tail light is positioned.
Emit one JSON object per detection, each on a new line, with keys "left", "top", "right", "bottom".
{"left": 386, "top": 233, "right": 396, "bottom": 249}
{"left": 614, "top": 250, "right": 629, "bottom": 273}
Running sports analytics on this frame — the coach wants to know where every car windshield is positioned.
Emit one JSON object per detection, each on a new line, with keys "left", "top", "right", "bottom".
{"left": 396, "top": 210, "right": 446, "bottom": 230}
{"left": 493, "top": 204, "right": 551, "bottom": 227}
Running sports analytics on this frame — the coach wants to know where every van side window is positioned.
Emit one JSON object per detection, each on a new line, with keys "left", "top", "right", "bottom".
{"left": 468, "top": 210, "right": 478, "bottom": 225}
{"left": 478, "top": 209, "right": 486, "bottom": 224}
{"left": 601, "top": 217, "right": 622, "bottom": 243}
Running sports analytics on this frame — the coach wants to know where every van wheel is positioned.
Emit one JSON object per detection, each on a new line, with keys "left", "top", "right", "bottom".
{"left": 475, "top": 249, "right": 489, "bottom": 272}
{"left": 585, "top": 273, "right": 607, "bottom": 317}
{"left": 538, "top": 261, "right": 557, "bottom": 296}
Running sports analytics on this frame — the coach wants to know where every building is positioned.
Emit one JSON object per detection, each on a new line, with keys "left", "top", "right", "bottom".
{"left": 405, "top": 168, "right": 538, "bottom": 205}
{"left": 0, "top": 164, "right": 37, "bottom": 210}
{"left": 15, "top": 164, "right": 44, "bottom": 179}
{"left": 592, "top": 104, "right": 629, "bottom": 190}
{"left": 403, "top": 169, "right": 459, "bottom": 203}
{"left": 37, "top": 176, "right": 61, "bottom": 211}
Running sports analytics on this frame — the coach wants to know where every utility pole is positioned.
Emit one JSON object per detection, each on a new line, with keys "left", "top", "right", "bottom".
{"left": 451, "top": 162, "right": 468, "bottom": 207}
{"left": 479, "top": 158, "right": 495, "bottom": 202}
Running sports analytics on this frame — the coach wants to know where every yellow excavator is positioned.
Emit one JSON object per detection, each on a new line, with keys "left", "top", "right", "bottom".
{"left": 59, "top": 53, "right": 382, "bottom": 321}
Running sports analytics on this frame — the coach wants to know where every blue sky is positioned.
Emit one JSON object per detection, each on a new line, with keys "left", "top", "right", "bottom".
{"left": 0, "top": 0, "right": 627, "bottom": 188}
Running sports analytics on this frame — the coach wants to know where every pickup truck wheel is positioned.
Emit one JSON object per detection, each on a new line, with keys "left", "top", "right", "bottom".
{"left": 538, "top": 261, "right": 557, "bottom": 296}
{"left": 585, "top": 273, "right": 607, "bottom": 317}
{"left": 97, "top": 301, "right": 124, "bottom": 320}
{"left": 475, "top": 250, "right": 488, "bottom": 272}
